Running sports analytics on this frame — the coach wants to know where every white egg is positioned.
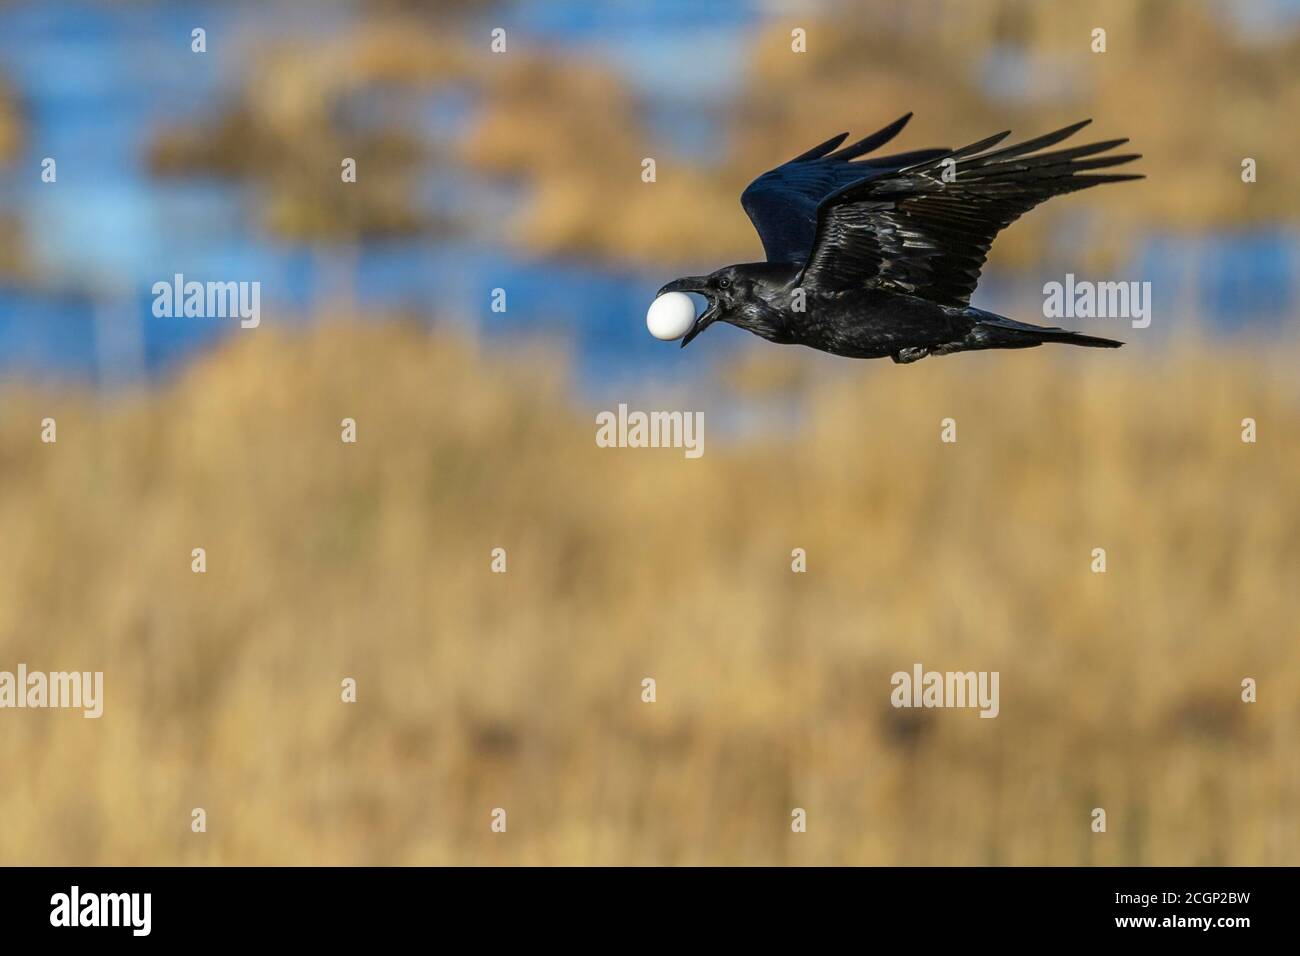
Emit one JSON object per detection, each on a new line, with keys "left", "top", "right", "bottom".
{"left": 646, "top": 291, "right": 698, "bottom": 341}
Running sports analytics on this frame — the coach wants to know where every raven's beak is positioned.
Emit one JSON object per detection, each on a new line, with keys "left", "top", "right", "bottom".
{"left": 656, "top": 276, "right": 717, "bottom": 348}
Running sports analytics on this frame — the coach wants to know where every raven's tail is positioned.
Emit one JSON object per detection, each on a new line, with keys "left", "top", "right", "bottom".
{"left": 960, "top": 310, "right": 1124, "bottom": 351}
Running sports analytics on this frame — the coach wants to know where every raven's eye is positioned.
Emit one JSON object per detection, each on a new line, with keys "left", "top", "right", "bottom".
{"left": 718, "top": 278, "right": 731, "bottom": 289}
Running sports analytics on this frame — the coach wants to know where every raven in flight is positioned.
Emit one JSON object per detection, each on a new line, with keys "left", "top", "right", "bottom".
{"left": 657, "top": 114, "right": 1141, "bottom": 363}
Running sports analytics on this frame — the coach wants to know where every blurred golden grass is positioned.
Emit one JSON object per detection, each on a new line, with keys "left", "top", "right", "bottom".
{"left": 1, "top": 322, "right": 1297, "bottom": 865}
{"left": 147, "top": 21, "right": 474, "bottom": 241}
{"left": 0, "top": 76, "right": 19, "bottom": 164}
{"left": 0, "top": 77, "right": 24, "bottom": 279}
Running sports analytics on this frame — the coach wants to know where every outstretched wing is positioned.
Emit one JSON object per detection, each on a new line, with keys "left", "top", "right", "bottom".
{"left": 740, "top": 113, "right": 949, "bottom": 264}
{"left": 798, "top": 120, "right": 1143, "bottom": 306}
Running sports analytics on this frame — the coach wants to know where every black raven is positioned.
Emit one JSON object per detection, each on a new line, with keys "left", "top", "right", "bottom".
{"left": 658, "top": 114, "right": 1141, "bottom": 363}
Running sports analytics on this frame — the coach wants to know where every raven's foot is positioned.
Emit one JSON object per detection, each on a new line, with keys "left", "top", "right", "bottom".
{"left": 891, "top": 347, "right": 930, "bottom": 364}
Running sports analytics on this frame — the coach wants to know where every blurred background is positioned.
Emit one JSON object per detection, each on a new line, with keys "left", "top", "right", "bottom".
{"left": 0, "top": 0, "right": 1298, "bottom": 865}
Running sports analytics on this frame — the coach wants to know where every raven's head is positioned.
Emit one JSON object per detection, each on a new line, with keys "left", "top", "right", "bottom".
{"left": 658, "top": 265, "right": 762, "bottom": 348}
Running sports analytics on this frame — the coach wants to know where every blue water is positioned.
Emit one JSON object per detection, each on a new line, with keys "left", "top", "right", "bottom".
{"left": 0, "top": 0, "right": 1295, "bottom": 394}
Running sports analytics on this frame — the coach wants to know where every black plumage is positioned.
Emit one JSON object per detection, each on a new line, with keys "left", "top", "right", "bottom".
{"left": 658, "top": 114, "right": 1141, "bottom": 363}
